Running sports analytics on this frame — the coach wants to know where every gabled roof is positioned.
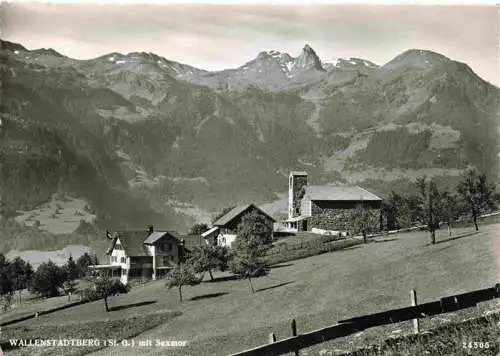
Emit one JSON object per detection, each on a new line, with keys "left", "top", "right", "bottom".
{"left": 107, "top": 231, "right": 150, "bottom": 257}
{"left": 213, "top": 204, "right": 276, "bottom": 227}
{"left": 303, "top": 185, "right": 382, "bottom": 201}
{"left": 144, "top": 231, "right": 181, "bottom": 245}
{"left": 106, "top": 230, "right": 181, "bottom": 257}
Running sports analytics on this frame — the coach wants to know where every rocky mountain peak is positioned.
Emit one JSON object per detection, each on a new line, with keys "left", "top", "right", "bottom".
{"left": 294, "top": 44, "right": 324, "bottom": 72}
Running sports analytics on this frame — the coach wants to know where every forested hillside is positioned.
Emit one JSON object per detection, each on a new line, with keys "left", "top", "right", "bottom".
{"left": 0, "top": 39, "right": 498, "bottom": 253}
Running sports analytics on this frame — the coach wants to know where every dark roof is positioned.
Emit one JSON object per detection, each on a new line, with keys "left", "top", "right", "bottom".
{"left": 107, "top": 231, "right": 150, "bottom": 257}
{"left": 303, "top": 185, "right": 382, "bottom": 201}
{"left": 106, "top": 230, "right": 182, "bottom": 256}
{"left": 213, "top": 204, "right": 276, "bottom": 227}
{"left": 144, "top": 231, "right": 181, "bottom": 245}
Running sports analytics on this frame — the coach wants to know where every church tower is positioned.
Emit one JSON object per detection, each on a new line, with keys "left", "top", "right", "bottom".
{"left": 288, "top": 171, "right": 308, "bottom": 219}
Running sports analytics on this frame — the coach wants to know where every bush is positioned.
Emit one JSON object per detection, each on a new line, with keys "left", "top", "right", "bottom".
{"left": 266, "top": 237, "right": 363, "bottom": 265}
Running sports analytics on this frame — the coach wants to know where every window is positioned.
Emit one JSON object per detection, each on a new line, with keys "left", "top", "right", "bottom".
{"left": 162, "top": 256, "right": 173, "bottom": 265}
{"left": 114, "top": 243, "right": 122, "bottom": 250}
{"left": 120, "top": 257, "right": 126, "bottom": 264}
{"left": 122, "top": 269, "right": 127, "bottom": 276}
{"left": 162, "top": 243, "right": 172, "bottom": 252}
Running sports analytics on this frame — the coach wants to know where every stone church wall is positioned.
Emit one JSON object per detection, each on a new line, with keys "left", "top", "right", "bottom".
{"left": 308, "top": 208, "right": 381, "bottom": 232}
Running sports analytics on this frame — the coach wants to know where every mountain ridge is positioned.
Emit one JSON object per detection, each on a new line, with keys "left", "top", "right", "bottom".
{"left": 0, "top": 38, "right": 498, "bottom": 255}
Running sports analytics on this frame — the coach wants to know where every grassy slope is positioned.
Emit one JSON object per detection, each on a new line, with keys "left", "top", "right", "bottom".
{"left": 5, "top": 222, "right": 499, "bottom": 356}
{"left": 338, "top": 313, "right": 500, "bottom": 356}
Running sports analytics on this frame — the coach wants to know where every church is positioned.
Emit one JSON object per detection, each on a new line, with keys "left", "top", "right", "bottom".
{"left": 283, "top": 171, "right": 382, "bottom": 233}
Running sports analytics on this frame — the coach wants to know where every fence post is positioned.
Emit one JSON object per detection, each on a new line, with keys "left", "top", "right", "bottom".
{"left": 291, "top": 319, "right": 299, "bottom": 355}
{"left": 410, "top": 289, "right": 419, "bottom": 334}
{"left": 268, "top": 333, "right": 276, "bottom": 343}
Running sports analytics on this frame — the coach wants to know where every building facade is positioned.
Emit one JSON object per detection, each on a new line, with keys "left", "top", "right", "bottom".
{"left": 92, "top": 228, "right": 183, "bottom": 285}
{"left": 284, "top": 171, "right": 382, "bottom": 233}
{"left": 205, "top": 204, "right": 276, "bottom": 247}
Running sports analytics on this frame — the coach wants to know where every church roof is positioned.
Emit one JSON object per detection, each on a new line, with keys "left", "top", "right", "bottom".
{"left": 303, "top": 185, "right": 382, "bottom": 201}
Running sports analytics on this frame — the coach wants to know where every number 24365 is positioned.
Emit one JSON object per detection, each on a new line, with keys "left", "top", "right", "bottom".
{"left": 463, "top": 341, "right": 490, "bottom": 349}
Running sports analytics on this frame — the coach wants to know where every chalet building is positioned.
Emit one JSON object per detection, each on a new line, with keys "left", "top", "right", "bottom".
{"left": 284, "top": 171, "right": 382, "bottom": 233}
{"left": 91, "top": 227, "right": 184, "bottom": 285}
{"left": 202, "top": 204, "right": 276, "bottom": 247}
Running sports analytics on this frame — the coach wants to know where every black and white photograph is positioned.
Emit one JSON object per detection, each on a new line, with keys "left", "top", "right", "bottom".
{"left": 0, "top": 1, "right": 499, "bottom": 355}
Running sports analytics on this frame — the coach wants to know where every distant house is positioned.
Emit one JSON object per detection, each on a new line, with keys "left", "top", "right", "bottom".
{"left": 284, "top": 171, "right": 382, "bottom": 232}
{"left": 204, "top": 204, "right": 276, "bottom": 247}
{"left": 91, "top": 227, "right": 183, "bottom": 285}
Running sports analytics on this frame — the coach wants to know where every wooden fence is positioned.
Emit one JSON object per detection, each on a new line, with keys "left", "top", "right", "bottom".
{"left": 229, "top": 283, "right": 500, "bottom": 356}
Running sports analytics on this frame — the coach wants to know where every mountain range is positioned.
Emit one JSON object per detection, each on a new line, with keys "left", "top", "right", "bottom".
{"left": 0, "top": 39, "right": 498, "bottom": 255}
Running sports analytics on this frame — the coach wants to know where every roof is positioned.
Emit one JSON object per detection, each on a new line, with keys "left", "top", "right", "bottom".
{"left": 201, "top": 226, "right": 219, "bottom": 238}
{"left": 213, "top": 204, "right": 276, "bottom": 227}
{"left": 290, "top": 171, "right": 308, "bottom": 176}
{"left": 303, "top": 185, "right": 382, "bottom": 201}
{"left": 107, "top": 231, "right": 150, "bottom": 257}
{"left": 144, "top": 230, "right": 181, "bottom": 245}
{"left": 106, "top": 229, "right": 183, "bottom": 256}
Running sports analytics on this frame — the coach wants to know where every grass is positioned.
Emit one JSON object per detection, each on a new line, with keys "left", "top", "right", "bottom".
{"left": 338, "top": 312, "right": 500, "bottom": 356}
{"left": 4, "top": 221, "right": 500, "bottom": 356}
{"left": 0, "top": 293, "right": 74, "bottom": 325}
{"left": 0, "top": 279, "right": 92, "bottom": 325}
{"left": 2, "top": 311, "right": 181, "bottom": 356}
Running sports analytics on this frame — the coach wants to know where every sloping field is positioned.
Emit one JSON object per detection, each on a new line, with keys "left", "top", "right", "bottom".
{"left": 5, "top": 223, "right": 499, "bottom": 356}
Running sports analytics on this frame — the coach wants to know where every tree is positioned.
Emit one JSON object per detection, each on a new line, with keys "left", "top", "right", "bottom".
{"left": 62, "top": 279, "right": 77, "bottom": 301}
{"left": 0, "top": 258, "right": 13, "bottom": 311}
{"left": 229, "top": 211, "right": 273, "bottom": 293}
{"left": 165, "top": 262, "right": 201, "bottom": 302}
{"left": 456, "top": 167, "right": 500, "bottom": 231}
{"left": 229, "top": 238, "right": 270, "bottom": 293}
{"left": 29, "top": 260, "right": 66, "bottom": 298}
{"left": 76, "top": 252, "right": 96, "bottom": 277}
{"left": 351, "top": 204, "right": 377, "bottom": 243}
{"left": 383, "top": 191, "right": 421, "bottom": 229}
{"left": 236, "top": 211, "right": 273, "bottom": 246}
{"left": 441, "top": 191, "right": 461, "bottom": 237}
{"left": 7, "top": 257, "right": 33, "bottom": 305}
{"left": 65, "top": 255, "right": 79, "bottom": 281}
{"left": 187, "top": 245, "right": 230, "bottom": 281}
{"left": 89, "top": 273, "right": 129, "bottom": 312}
{"left": 415, "top": 177, "right": 443, "bottom": 245}
{"left": 189, "top": 223, "right": 209, "bottom": 236}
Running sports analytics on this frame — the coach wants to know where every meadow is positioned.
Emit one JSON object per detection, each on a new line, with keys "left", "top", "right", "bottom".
{"left": 3, "top": 221, "right": 499, "bottom": 356}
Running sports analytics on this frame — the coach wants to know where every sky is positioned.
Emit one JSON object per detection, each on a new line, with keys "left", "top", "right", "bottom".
{"left": 1, "top": 2, "right": 499, "bottom": 85}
